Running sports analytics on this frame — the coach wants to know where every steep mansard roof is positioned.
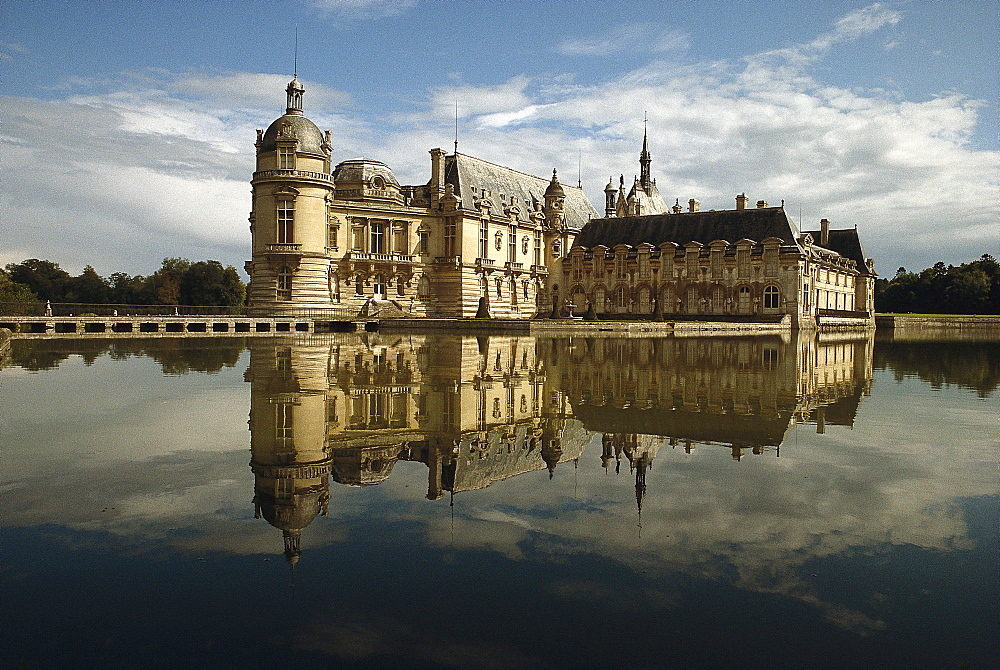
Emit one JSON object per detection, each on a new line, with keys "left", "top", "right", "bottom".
{"left": 802, "top": 227, "right": 873, "bottom": 275}
{"left": 576, "top": 206, "right": 802, "bottom": 249}
{"left": 445, "top": 153, "right": 599, "bottom": 231}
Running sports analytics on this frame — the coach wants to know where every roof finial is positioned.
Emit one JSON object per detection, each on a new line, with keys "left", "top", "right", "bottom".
{"left": 454, "top": 99, "right": 459, "bottom": 155}
{"left": 293, "top": 25, "right": 298, "bottom": 78}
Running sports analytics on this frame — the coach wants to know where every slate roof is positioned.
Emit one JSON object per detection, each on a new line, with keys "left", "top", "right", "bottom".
{"left": 445, "top": 153, "right": 599, "bottom": 231}
{"left": 260, "top": 113, "right": 325, "bottom": 155}
{"left": 802, "top": 228, "right": 872, "bottom": 275}
{"left": 575, "top": 206, "right": 803, "bottom": 249}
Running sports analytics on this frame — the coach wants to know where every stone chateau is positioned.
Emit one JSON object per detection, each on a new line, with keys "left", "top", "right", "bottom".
{"left": 246, "top": 78, "right": 875, "bottom": 328}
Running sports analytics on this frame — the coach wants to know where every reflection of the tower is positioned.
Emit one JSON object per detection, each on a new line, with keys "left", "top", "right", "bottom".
{"left": 247, "top": 334, "right": 589, "bottom": 560}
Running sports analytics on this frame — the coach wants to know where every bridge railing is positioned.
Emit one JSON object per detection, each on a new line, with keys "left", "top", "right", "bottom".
{"left": 0, "top": 303, "right": 251, "bottom": 317}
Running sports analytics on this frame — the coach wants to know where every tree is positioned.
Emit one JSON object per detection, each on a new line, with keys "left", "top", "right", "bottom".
{"left": 108, "top": 272, "right": 146, "bottom": 304}
{"left": 144, "top": 258, "right": 191, "bottom": 305}
{"left": 0, "top": 267, "right": 39, "bottom": 303}
{"left": 5, "top": 259, "right": 72, "bottom": 301}
{"left": 876, "top": 256, "right": 999, "bottom": 314}
{"left": 180, "top": 260, "right": 246, "bottom": 306}
{"left": 66, "top": 265, "right": 110, "bottom": 303}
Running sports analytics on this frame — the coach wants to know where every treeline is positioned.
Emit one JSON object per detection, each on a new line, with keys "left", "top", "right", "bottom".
{"left": 875, "top": 255, "right": 1000, "bottom": 315}
{"left": 1, "top": 258, "right": 246, "bottom": 306}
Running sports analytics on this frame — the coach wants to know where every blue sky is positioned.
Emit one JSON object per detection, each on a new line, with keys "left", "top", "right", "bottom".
{"left": 2, "top": 0, "right": 997, "bottom": 277}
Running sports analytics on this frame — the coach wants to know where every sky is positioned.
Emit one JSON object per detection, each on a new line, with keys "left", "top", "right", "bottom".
{"left": 1, "top": 0, "right": 997, "bottom": 278}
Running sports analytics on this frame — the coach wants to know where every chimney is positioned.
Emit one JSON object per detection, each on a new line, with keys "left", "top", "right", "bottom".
{"left": 756, "top": 200, "right": 768, "bottom": 208}
{"left": 735, "top": 193, "right": 749, "bottom": 210}
{"left": 429, "top": 148, "right": 446, "bottom": 206}
{"left": 688, "top": 198, "right": 700, "bottom": 213}
{"left": 820, "top": 218, "right": 830, "bottom": 247}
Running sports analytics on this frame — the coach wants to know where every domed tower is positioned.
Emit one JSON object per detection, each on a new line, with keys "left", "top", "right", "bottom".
{"left": 246, "top": 78, "right": 336, "bottom": 316}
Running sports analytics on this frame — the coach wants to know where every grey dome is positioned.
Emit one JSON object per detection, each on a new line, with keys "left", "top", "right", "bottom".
{"left": 333, "top": 158, "right": 401, "bottom": 188}
{"left": 260, "top": 113, "right": 325, "bottom": 155}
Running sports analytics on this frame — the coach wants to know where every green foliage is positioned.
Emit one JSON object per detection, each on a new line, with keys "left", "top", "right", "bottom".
{"left": 5, "top": 259, "right": 72, "bottom": 301}
{"left": 2, "top": 257, "right": 247, "bottom": 307}
{"left": 0, "top": 267, "right": 39, "bottom": 303}
{"left": 875, "top": 255, "right": 1000, "bottom": 314}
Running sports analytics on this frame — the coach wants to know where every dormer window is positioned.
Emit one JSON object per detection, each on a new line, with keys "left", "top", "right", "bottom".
{"left": 278, "top": 146, "right": 295, "bottom": 170}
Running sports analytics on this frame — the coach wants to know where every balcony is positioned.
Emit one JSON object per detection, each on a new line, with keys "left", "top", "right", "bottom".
{"left": 435, "top": 256, "right": 462, "bottom": 266}
{"left": 253, "top": 169, "right": 334, "bottom": 183}
{"left": 530, "top": 264, "right": 549, "bottom": 275}
{"left": 475, "top": 258, "right": 496, "bottom": 267}
{"left": 505, "top": 261, "right": 524, "bottom": 271}
{"left": 266, "top": 243, "right": 302, "bottom": 253}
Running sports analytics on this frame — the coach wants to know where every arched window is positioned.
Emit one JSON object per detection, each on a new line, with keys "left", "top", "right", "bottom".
{"left": 277, "top": 266, "right": 292, "bottom": 301}
{"left": 396, "top": 276, "right": 405, "bottom": 297}
{"left": 764, "top": 285, "right": 780, "bottom": 310}
{"left": 417, "top": 275, "right": 430, "bottom": 299}
{"left": 373, "top": 274, "right": 386, "bottom": 298}
{"left": 355, "top": 274, "right": 365, "bottom": 295}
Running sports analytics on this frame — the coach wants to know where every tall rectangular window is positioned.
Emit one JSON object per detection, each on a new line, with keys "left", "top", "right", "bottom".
{"left": 278, "top": 146, "right": 294, "bottom": 170}
{"left": 275, "top": 404, "right": 293, "bottom": 449}
{"left": 277, "top": 266, "right": 292, "bottom": 301}
{"left": 277, "top": 201, "right": 294, "bottom": 243}
{"left": 327, "top": 225, "right": 338, "bottom": 250}
{"left": 419, "top": 232, "right": 429, "bottom": 255}
{"left": 508, "top": 225, "right": 517, "bottom": 262}
{"left": 370, "top": 221, "right": 385, "bottom": 254}
{"left": 444, "top": 219, "right": 456, "bottom": 256}
{"left": 533, "top": 229, "right": 541, "bottom": 266}
{"left": 479, "top": 220, "right": 489, "bottom": 258}
{"left": 393, "top": 222, "right": 407, "bottom": 254}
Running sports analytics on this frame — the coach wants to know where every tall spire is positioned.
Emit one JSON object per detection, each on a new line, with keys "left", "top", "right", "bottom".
{"left": 286, "top": 27, "right": 304, "bottom": 115}
{"left": 639, "top": 112, "right": 652, "bottom": 190}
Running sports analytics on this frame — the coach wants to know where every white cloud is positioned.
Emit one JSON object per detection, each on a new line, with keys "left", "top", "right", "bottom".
{"left": 309, "top": 0, "right": 417, "bottom": 19}
{"left": 557, "top": 24, "right": 689, "bottom": 57}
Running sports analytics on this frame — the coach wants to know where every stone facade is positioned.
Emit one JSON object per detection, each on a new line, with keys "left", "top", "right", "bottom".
{"left": 246, "top": 78, "right": 875, "bottom": 328}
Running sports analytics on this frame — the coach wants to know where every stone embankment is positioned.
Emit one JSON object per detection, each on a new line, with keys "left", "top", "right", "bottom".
{"left": 875, "top": 315, "right": 1000, "bottom": 341}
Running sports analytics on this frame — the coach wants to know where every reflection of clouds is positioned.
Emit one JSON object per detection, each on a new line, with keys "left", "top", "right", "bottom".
{"left": 295, "top": 616, "right": 541, "bottom": 669}
{"left": 411, "top": 373, "right": 994, "bottom": 633}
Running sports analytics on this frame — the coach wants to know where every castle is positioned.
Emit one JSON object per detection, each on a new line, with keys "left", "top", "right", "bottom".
{"left": 246, "top": 78, "right": 875, "bottom": 329}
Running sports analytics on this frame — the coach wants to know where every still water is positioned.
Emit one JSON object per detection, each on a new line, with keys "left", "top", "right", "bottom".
{"left": 1, "top": 332, "right": 997, "bottom": 668}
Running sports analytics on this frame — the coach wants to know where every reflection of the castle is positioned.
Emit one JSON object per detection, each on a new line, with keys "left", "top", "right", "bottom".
{"left": 248, "top": 332, "right": 873, "bottom": 561}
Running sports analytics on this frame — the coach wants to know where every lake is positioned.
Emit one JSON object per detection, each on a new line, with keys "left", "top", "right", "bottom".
{"left": 1, "top": 332, "right": 997, "bottom": 668}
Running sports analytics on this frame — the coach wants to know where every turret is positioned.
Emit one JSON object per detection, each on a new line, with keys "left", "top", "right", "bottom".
{"left": 604, "top": 176, "right": 617, "bottom": 217}
{"left": 543, "top": 169, "right": 566, "bottom": 230}
{"left": 286, "top": 77, "right": 304, "bottom": 115}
